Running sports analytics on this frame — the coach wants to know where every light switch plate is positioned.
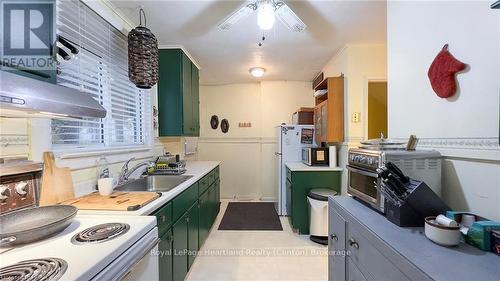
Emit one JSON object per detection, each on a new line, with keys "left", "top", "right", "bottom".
{"left": 352, "top": 112, "right": 360, "bottom": 123}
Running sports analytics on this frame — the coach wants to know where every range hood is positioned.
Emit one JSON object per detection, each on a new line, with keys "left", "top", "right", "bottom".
{"left": 0, "top": 71, "right": 106, "bottom": 119}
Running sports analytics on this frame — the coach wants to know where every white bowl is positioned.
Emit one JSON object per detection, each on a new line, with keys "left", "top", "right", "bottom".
{"left": 425, "top": 216, "right": 461, "bottom": 247}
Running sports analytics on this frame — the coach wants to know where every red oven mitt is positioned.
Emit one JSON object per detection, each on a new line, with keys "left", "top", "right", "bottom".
{"left": 427, "top": 44, "right": 466, "bottom": 98}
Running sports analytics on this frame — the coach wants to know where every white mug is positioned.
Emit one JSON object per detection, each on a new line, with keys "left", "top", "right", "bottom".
{"left": 98, "top": 178, "right": 114, "bottom": 196}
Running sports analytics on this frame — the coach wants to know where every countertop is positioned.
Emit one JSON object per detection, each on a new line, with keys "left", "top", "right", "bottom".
{"left": 77, "top": 161, "right": 221, "bottom": 216}
{"left": 331, "top": 196, "right": 500, "bottom": 281}
{"left": 285, "top": 161, "right": 343, "bottom": 172}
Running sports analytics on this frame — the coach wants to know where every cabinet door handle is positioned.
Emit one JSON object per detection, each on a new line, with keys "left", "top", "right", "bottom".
{"left": 330, "top": 234, "right": 338, "bottom": 241}
{"left": 186, "top": 217, "right": 190, "bottom": 223}
{"left": 160, "top": 215, "right": 166, "bottom": 222}
{"left": 348, "top": 238, "right": 359, "bottom": 249}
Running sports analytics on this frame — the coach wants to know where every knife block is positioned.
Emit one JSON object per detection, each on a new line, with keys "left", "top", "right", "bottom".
{"left": 385, "top": 180, "right": 450, "bottom": 227}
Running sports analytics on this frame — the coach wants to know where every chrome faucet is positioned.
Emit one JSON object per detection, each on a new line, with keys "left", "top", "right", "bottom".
{"left": 117, "top": 157, "right": 155, "bottom": 185}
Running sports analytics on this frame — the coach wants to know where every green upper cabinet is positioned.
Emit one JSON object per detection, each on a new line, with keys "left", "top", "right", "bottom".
{"left": 158, "top": 48, "right": 200, "bottom": 136}
{"left": 191, "top": 63, "right": 200, "bottom": 136}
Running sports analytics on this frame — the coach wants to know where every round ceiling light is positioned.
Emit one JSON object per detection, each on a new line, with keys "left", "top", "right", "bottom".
{"left": 249, "top": 67, "right": 266, "bottom": 78}
{"left": 257, "top": 1, "right": 275, "bottom": 30}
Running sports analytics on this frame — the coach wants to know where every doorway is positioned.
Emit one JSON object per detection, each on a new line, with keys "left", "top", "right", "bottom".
{"left": 367, "top": 81, "right": 388, "bottom": 139}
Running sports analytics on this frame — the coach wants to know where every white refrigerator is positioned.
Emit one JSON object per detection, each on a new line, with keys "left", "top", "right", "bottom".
{"left": 275, "top": 125, "right": 315, "bottom": 216}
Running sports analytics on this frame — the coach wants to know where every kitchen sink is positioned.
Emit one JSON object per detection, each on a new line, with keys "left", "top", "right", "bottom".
{"left": 114, "top": 175, "right": 193, "bottom": 192}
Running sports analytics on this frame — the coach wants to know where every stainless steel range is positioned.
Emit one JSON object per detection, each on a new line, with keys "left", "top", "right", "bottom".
{"left": 347, "top": 148, "right": 442, "bottom": 212}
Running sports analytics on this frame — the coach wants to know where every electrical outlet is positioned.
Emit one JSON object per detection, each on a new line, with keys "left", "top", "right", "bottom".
{"left": 352, "top": 112, "right": 360, "bottom": 123}
{"left": 238, "top": 122, "right": 252, "bottom": 128}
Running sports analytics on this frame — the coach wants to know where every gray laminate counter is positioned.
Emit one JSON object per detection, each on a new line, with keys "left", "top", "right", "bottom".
{"left": 328, "top": 196, "right": 499, "bottom": 281}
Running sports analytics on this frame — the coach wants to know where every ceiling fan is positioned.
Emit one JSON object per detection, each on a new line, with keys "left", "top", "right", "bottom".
{"left": 218, "top": 0, "right": 307, "bottom": 32}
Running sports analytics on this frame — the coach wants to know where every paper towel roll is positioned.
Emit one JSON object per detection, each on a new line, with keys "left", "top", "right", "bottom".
{"left": 329, "top": 145, "right": 337, "bottom": 168}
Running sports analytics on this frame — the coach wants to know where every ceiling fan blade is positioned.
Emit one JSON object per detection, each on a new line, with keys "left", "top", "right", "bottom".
{"left": 218, "top": 3, "right": 256, "bottom": 31}
{"left": 274, "top": 1, "right": 307, "bottom": 32}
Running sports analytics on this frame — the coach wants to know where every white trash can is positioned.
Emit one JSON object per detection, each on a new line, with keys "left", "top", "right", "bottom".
{"left": 308, "top": 189, "right": 337, "bottom": 245}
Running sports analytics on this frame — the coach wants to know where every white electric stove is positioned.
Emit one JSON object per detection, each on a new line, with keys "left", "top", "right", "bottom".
{"left": 0, "top": 214, "right": 159, "bottom": 281}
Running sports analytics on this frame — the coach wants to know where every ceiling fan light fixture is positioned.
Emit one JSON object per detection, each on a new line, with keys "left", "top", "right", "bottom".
{"left": 249, "top": 67, "right": 266, "bottom": 78}
{"left": 257, "top": 1, "right": 275, "bottom": 30}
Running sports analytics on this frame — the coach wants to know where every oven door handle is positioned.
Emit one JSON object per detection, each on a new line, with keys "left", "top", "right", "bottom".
{"left": 346, "top": 165, "right": 378, "bottom": 178}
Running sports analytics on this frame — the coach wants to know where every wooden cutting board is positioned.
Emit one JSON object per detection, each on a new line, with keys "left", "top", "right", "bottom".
{"left": 60, "top": 192, "right": 161, "bottom": 211}
{"left": 39, "top": 151, "right": 75, "bottom": 206}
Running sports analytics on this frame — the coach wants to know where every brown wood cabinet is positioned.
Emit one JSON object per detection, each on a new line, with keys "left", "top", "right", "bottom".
{"left": 313, "top": 76, "right": 344, "bottom": 143}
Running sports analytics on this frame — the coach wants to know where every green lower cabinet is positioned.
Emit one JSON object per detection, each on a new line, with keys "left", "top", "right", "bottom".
{"left": 172, "top": 213, "right": 188, "bottom": 281}
{"left": 172, "top": 183, "right": 198, "bottom": 222}
{"left": 153, "top": 202, "right": 173, "bottom": 237}
{"left": 187, "top": 202, "right": 199, "bottom": 269}
{"left": 208, "top": 184, "right": 217, "bottom": 223}
{"left": 215, "top": 179, "right": 221, "bottom": 213}
{"left": 198, "top": 189, "right": 210, "bottom": 247}
{"left": 287, "top": 168, "right": 341, "bottom": 234}
{"left": 153, "top": 166, "right": 221, "bottom": 281}
{"left": 286, "top": 179, "right": 293, "bottom": 219}
{"left": 159, "top": 229, "right": 173, "bottom": 281}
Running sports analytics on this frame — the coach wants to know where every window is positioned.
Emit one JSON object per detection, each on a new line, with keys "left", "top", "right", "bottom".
{"left": 51, "top": 0, "right": 151, "bottom": 150}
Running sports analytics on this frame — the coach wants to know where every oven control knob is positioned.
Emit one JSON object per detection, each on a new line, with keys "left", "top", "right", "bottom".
{"left": 0, "top": 185, "right": 10, "bottom": 202}
{"left": 15, "top": 182, "right": 29, "bottom": 197}
{"left": 360, "top": 156, "right": 367, "bottom": 164}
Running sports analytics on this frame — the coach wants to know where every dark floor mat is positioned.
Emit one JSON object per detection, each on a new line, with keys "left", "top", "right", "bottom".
{"left": 218, "top": 202, "right": 283, "bottom": 231}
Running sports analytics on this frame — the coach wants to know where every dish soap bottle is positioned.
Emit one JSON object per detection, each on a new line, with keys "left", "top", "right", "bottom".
{"left": 96, "top": 156, "right": 110, "bottom": 179}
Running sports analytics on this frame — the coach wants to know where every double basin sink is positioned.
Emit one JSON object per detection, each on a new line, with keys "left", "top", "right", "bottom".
{"left": 114, "top": 175, "right": 193, "bottom": 192}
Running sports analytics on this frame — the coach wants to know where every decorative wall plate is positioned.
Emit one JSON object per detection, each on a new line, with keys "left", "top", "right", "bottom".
{"left": 221, "top": 119, "right": 229, "bottom": 133}
{"left": 210, "top": 115, "right": 219, "bottom": 129}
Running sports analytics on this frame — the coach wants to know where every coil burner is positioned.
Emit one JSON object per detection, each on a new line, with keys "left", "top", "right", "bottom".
{"left": 71, "top": 223, "right": 130, "bottom": 245}
{"left": 0, "top": 258, "right": 67, "bottom": 281}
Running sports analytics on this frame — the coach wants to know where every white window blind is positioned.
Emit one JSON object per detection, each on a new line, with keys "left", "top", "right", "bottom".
{"left": 52, "top": 0, "right": 151, "bottom": 149}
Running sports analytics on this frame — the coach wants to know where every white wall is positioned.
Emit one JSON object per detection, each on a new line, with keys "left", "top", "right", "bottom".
{"left": 197, "top": 81, "right": 314, "bottom": 200}
{"left": 0, "top": 117, "right": 29, "bottom": 158}
{"left": 321, "top": 44, "right": 388, "bottom": 194}
{"left": 387, "top": 1, "right": 500, "bottom": 220}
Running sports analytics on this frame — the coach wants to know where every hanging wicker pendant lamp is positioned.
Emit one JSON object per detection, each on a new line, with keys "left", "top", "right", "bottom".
{"left": 128, "top": 9, "right": 158, "bottom": 89}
